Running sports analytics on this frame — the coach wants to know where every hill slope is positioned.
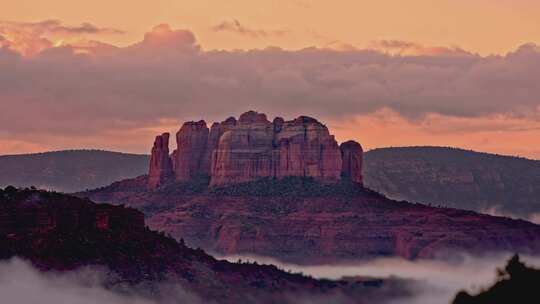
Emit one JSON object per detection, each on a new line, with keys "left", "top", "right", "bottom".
{"left": 0, "top": 150, "right": 149, "bottom": 192}
{"left": 0, "top": 187, "right": 408, "bottom": 304}
{"left": 364, "top": 147, "right": 540, "bottom": 220}
{"left": 80, "top": 177, "right": 540, "bottom": 264}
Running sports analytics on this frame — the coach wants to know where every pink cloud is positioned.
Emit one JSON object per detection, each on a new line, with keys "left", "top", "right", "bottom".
{"left": 0, "top": 23, "right": 539, "bottom": 157}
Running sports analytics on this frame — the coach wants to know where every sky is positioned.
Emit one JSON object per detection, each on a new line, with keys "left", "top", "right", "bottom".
{"left": 1, "top": 0, "right": 540, "bottom": 158}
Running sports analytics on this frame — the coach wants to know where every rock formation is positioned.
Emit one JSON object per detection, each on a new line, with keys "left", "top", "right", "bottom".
{"left": 340, "top": 140, "right": 364, "bottom": 184}
{"left": 175, "top": 120, "right": 209, "bottom": 181}
{"left": 147, "top": 111, "right": 362, "bottom": 188}
{"left": 147, "top": 133, "right": 173, "bottom": 189}
{"left": 275, "top": 116, "right": 342, "bottom": 182}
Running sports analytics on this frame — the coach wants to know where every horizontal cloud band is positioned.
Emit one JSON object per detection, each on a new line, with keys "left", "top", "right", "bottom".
{"left": 0, "top": 23, "right": 539, "bottom": 149}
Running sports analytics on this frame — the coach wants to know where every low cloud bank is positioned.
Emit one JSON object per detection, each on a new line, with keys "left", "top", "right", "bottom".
{"left": 0, "top": 258, "right": 202, "bottom": 304}
{"left": 219, "top": 253, "right": 540, "bottom": 304}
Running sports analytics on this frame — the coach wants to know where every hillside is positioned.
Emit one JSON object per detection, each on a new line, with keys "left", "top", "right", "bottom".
{"left": 453, "top": 255, "right": 540, "bottom": 304}
{"left": 80, "top": 177, "right": 540, "bottom": 264}
{"left": 364, "top": 147, "right": 540, "bottom": 220}
{"left": 0, "top": 150, "right": 149, "bottom": 192}
{"left": 0, "top": 187, "right": 409, "bottom": 304}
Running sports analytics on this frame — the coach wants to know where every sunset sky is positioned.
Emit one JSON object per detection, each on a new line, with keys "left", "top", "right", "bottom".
{"left": 1, "top": 0, "right": 540, "bottom": 158}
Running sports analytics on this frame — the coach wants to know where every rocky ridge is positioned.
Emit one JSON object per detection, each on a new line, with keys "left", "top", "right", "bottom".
{"left": 147, "top": 111, "right": 363, "bottom": 189}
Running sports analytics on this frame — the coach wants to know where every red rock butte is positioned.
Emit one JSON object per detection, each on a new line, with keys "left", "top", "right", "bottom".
{"left": 147, "top": 111, "right": 364, "bottom": 189}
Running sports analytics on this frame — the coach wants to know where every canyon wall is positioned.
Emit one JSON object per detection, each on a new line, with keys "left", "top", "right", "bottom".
{"left": 147, "top": 111, "right": 363, "bottom": 188}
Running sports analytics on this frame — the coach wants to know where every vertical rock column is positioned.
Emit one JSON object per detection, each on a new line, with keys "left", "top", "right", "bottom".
{"left": 340, "top": 140, "right": 364, "bottom": 185}
{"left": 148, "top": 133, "right": 174, "bottom": 189}
{"left": 175, "top": 120, "right": 210, "bottom": 181}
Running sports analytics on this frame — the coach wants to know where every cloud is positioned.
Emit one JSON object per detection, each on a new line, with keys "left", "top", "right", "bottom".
{"left": 0, "top": 23, "right": 539, "bottom": 155}
{"left": 212, "top": 19, "right": 288, "bottom": 38}
{"left": 0, "top": 20, "right": 123, "bottom": 56}
{"left": 0, "top": 258, "right": 203, "bottom": 304}
{"left": 218, "top": 253, "right": 540, "bottom": 304}
{"left": 369, "top": 39, "right": 473, "bottom": 57}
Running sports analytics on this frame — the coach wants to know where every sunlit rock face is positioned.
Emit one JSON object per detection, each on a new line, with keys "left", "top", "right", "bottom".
{"left": 275, "top": 116, "right": 342, "bottom": 182}
{"left": 147, "top": 133, "right": 173, "bottom": 189}
{"left": 210, "top": 111, "right": 343, "bottom": 186}
{"left": 148, "top": 111, "right": 361, "bottom": 188}
{"left": 174, "top": 120, "right": 209, "bottom": 181}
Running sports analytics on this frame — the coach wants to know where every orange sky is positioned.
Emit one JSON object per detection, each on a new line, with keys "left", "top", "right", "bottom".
{"left": 1, "top": 1, "right": 540, "bottom": 159}
{"left": 2, "top": 0, "right": 540, "bottom": 54}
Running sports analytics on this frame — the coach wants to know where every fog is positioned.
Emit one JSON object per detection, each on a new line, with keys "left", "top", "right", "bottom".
{"left": 219, "top": 253, "right": 540, "bottom": 304}
{"left": 2, "top": 253, "right": 538, "bottom": 304}
{"left": 0, "top": 258, "right": 203, "bottom": 304}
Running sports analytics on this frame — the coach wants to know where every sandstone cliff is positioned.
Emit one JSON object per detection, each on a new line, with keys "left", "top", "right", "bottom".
{"left": 340, "top": 140, "right": 364, "bottom": 184}
{"left": 147, "top": 111, "right": 360, "bottom": 188}
{"left": 175, "top": 120, "right": 209, "bottom": 181}
{"left": 147, "top": 133, "right": 173, "bottom": 189}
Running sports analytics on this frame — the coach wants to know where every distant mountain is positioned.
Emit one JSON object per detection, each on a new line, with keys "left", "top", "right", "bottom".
{"left": 0, "top": 187, "right": 409, "bottom": 304}
{"left": 0, "top": 150, "right": 149, "bottom": 192}
{"left": 364, "top": 147, "right": 540, "bottom": 221}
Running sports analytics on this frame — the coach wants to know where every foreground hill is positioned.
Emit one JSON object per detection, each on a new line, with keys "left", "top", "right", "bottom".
{"left": 0, "top": 150, "right": 149, "bottom": 192}
{"left": 0, "top": 187, "right": 409, "bottom": 304}
{"left": 80, "top": 177, "right": 540, "bottom": 264}
{"left": 363, "top": 147, "right": 540, "bottom": 220}
{"left": 453, "top": 255, "right": 540, "bottom": 304}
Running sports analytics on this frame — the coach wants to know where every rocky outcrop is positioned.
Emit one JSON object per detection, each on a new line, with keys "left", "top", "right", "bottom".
{"left": 147, "top": 111, "right": 362, "bottom": 187}
{"left": 210, "top": 111, "right": 343, "bottom": 186}
{"left": 340, "top": 141, "right": 364, "bottom": 184}
{"left": 210, "top": 112, "right": 275, "bottom": 185}
{"left": 147, "top": 133, "right": 173, "bottom": 189}
{"left": 203, "top": 117, "right": 238, "bottom": 176}
{"left": 274, "top": 116, "right": 342, "bottom": 182}
{"left": 175, "top": 121, "right": 209, "bottom": 181}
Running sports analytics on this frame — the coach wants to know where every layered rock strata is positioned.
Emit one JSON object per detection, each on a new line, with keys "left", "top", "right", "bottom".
{"left": 147, "top": 111, "right": 362, "bottom": 188}
{"left": 147, "top": 133, "right": 173, "bottom": 189}
{"left": 340, "top": 140, "right": 364, "bottom": 184}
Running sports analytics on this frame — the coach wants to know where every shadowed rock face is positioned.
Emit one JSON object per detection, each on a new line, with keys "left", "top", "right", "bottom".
{"left": 340, "top": 141, "right": 364, "bottom": 184}
{"left": 147, "top": 133, "right": 173, "bottom": 189}
{"left": 147, "top": 111, "right": 361, "bottom": 189}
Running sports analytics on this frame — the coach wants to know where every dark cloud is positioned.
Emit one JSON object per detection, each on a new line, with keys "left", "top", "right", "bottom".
{"left": 212, "top": 19, "right": 288, "bottom": 38}
{"left": 0, "top": 24, "right": 539, "bottom": 152}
